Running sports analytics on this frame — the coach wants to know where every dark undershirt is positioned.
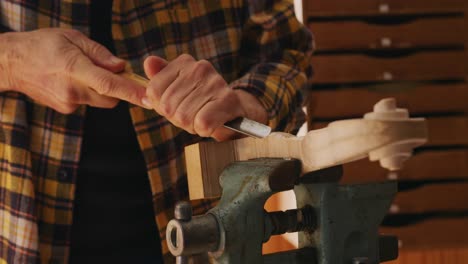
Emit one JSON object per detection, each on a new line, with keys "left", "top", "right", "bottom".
{"left": 69, "top": 0, "right": 163, "bottom": 263}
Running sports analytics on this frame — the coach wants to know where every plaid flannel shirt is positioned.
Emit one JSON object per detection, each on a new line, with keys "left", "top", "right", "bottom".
{"left": 0, "top": 0, "right": 313, "bottom": 263}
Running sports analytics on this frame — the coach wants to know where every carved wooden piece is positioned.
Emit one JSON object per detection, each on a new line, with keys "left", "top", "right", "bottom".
{"left": 186, "top": 99, "right": 427, "bottom": 200}
{"left": 312, "top": 117, "right": 468, "bottom": 147}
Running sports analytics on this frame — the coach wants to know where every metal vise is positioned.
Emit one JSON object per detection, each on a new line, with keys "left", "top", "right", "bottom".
{"left": 166, "top": 158, "right": 398, "bottom": 264}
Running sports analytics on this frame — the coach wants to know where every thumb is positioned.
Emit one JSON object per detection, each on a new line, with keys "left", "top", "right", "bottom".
{"left": 144, "top": 56, "right": 169, "bottom": 78}
{"left": 65, "top": 31, "right": 126, "bottom": 73}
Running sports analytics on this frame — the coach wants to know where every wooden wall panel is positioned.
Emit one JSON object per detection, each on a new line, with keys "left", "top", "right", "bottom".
{"left": 312, "top": 51, "right": 467, "bottom": 84}
{"left": 304, "top": 0, "right": 466, "bottom": 17}
{"left": 311, "top": 18, "right": 466, "bottom": 52}
{"left": 309, "top": 84, "right": 468, "bottom": 119}
{"left": 392, "top": 183, "right": 468, "bottom": 213}
{"left": 380, "top": 218, "right": 468, "bottom": 249}
{"left": 388, "top": 248, "right": 468, "bottom": 264}
{"left": 427, "top": 117, "right": 468, "bottom": 146}
{"left": 341, "top": 150, "right": 468, "bottom": 183}
{"left": 300, "top": 0, "right": 468, "bottom": 257}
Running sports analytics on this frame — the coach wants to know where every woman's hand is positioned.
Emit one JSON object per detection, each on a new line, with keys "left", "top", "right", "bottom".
{"left": 142, "top": 55, "right": 268, "bottom": 141}
{"left": 0, "top": 28, "right": 147, "bottom": 113}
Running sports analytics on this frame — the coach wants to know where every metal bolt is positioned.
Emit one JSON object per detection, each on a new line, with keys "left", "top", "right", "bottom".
{"left": 268, "top": 205, "right": 316, "bottom": 235}
{"left": 174, "top": 202, "right": 193, "bottom": 264}
{"left": 175, "top": 201, "right": 193, "bottom": 221}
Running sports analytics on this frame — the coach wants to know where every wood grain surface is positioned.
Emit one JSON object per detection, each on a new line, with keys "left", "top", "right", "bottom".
{"left": 304, "top": 0, "right": 466, "bottom": 17}
{"left": 310, "top": 17, "right": 466, "bottom": 52}
{"left": 312, "top": 51, "right": 467, "bottom": 84}
{"left": 308, "top": 83, "right": 468, "bottom": 119}
{"left": 340, "top": 150, "right": 468, "bottom": 183}
{"left": 380, "top": 218, "right": 468, "bottom": 249}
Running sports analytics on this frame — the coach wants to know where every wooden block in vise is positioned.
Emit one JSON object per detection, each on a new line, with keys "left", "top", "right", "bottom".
{"left": 186, "top": 99, "right": 428, "bottom": 200}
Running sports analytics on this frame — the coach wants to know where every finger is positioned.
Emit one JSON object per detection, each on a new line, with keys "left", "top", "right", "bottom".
{"left": 70, "top": 57, "right": 148, "bottom": 108}
{"left": 167, "top": 71, "right": 229, "bottom": 133}
{"left": 144, "top": 56, "right": 194, "bottom": 110}
{"left": 163, "top": 77, "right": 213, "bottom": 133}
{"left": 64, "top": 30, "right": 126, "bottom": 73}
{"left": 193, "top": 91, "right": 245, "bottom": 139}
{"left": 211, "top": 127, "right": 242, "bottom": 142}
{"left": 144, "top": 56, "right": 168, "bottom": 78}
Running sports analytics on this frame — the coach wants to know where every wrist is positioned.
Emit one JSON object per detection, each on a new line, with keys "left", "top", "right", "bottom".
{"left": 0, "top": 32, "right": 16, "bottom": 92}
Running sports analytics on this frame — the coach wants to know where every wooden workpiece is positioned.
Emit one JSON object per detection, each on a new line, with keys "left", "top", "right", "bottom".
{"left": 186, "top": 99, "right": 427, "bottom": 200}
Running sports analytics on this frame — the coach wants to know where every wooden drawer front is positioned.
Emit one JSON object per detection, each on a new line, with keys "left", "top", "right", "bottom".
{"left": 341, "top": 150, "right": 468, "bottom": 184}
{"left": 381, "top": 218, "right": 468, "bottom": 249}
{"left": 310, "top": 18, "right": 466, "bottom": 52}
{"left": 309, "top": 84, "right": 468, "bottom": 119}
{"left": 304, "top": 0, "right": 466, "bottom": 17}
{"left": 428, "top": 117, "right": 468, "bottom": 146}
{"left": 312, "top": 51, "right": 467, "bottom": 84}
{"left": 392, "top": 183, "right": 468, "bottom": 214}
{"left": 312, "top": 117, "right": 468, "bottom": 147}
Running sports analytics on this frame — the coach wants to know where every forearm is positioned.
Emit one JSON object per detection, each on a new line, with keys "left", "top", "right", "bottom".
{"left": 0, "top": 32, "right": 14, "bottom": 92}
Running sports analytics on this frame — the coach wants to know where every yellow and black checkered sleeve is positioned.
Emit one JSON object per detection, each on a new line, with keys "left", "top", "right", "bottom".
{"left": 231, "top": 0, "right": 314, "bottom": 133}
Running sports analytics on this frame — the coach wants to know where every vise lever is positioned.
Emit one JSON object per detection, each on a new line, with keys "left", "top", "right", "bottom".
{"left": 166, "top": 158, "right": 398, "bottom": 263}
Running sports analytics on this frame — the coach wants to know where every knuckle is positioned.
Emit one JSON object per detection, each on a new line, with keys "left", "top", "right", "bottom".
{"left": 63, "top": 29, "right": 84, "bottom": 38}
{"left": 191, "top": 60, "right": 213, "bottom": 78}
{"left": 62, "top": 86, "right": 80, "bottom": 103}
{"left": 159, "top": 103, "right": 173, "bottom": 117}
{"left": 194, "top": 115, "right": 214, "bottom": 137}
{"left": 100, "top": 99, "right": 119, "bottom": 109}
{"left": 174, "top": 110, "right": 192, "bottom": 128}
{"left": 57, "top": 104, "right": 78, "bottom": 114}
{"left": 196, "top": 59, "right": 212, "bottom": 71}
{"left": 178, "top": 54, "right": 194, "bottom": 61}
{"left": 197, "top": 59, "right": 212, "bottom": 69}
{"left": 146, "top": 85, "right": 162, "bottom": 102}
{"left": 211, "top": 75, "right": 228, "bottom": 88}
{"left": 221, "top": 90, "right": 239, "bottom": 105}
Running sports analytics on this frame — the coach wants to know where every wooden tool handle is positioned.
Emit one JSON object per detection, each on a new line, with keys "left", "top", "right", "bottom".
{"left": 119, "top": 71, "right": 150, "bottom": 87}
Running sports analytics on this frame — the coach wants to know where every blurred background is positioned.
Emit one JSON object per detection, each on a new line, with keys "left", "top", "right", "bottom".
{"left": 264, "top": 0, "right": 468, "bottom": 263}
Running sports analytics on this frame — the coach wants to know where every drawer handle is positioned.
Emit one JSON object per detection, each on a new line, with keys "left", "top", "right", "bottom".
{"left": 379, "top": 3, "right": 390, "bottom": 13}
{"left": 389, "top": 204, "right": 400, "bottom": 213}
{"left": 381, "top": 37, "right": 392, "bottom": 48}
{"left": 383, "top": 71, "right": 394, "bottom": 81}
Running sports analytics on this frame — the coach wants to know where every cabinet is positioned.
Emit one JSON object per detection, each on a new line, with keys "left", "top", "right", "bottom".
{"left": 304, "top": 0, "right": 468, "bottom": 258}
